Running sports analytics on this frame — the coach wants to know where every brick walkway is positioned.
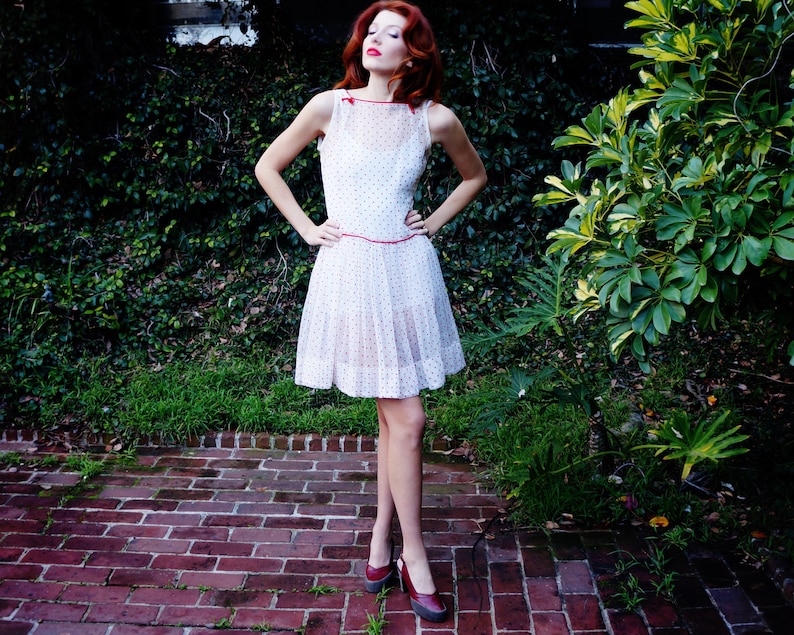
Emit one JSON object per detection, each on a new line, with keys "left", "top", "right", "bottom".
{"left": 0, "top": 432, "right": 792, "bottom": 634}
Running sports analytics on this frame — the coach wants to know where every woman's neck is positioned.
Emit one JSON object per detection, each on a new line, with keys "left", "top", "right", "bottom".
{"left": 358, "top": 75, "right": 399, "bottom": 102}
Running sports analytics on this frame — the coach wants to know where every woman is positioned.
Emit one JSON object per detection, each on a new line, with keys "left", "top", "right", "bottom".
{"left": 255, "top": 1, "right": 486, "bottom": 623}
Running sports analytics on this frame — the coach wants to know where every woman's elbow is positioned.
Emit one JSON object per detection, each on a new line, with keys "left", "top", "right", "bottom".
{"left": 254, "top": 156, "right": 275, "bottom": 189}
{"left": 474, "top": 168, "right": 488, "bottom": 192}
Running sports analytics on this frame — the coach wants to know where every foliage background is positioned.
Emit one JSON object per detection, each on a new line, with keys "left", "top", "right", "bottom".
{"left": 0, "top": 0, "right": 631, "bottom": 430}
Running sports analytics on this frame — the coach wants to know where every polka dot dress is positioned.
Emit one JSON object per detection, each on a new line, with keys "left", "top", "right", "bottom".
{"left": 294, "top": 89, "right": 465, "bottom": 399}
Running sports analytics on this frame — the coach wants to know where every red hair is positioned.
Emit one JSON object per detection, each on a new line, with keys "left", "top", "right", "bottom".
{"left": 335, "top": 1, "right": 442, "bottom": 107}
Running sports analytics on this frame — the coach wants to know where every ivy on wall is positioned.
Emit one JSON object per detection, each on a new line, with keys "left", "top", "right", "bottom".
{"left": 0, "top": 0, "right": 630, "bottom": 424}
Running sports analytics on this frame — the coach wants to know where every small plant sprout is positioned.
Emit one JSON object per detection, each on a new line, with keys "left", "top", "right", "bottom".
{"left": 306, "top": 585, "right": 343, "bottom": 599}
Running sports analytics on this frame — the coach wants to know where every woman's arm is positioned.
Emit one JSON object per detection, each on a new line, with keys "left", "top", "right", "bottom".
{"left": 419, "top": 103, "right": 487, "bottom": 238}
{"left": 254, "top": 91, "right": 342, "bottom": 247}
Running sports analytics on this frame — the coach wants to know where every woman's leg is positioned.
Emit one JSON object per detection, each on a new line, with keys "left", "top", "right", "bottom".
{"left": 375, "top": 396, "right": 437, "bottom": 594}
{"left": 367, "top": 401, "right": 395, "bottom": 569}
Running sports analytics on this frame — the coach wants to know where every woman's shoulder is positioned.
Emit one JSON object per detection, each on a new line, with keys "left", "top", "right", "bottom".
{"left": 305, "top": 89, "right": 338, "bottom": 115}
{"left": 426, "top": 102, "right": 463, "bottom": 142}
{"left": 297, "top": 90, "right": 338, "bottom": 134}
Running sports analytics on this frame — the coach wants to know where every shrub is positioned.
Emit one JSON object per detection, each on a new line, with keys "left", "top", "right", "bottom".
{"left": 535, "top": 0, "right": 794, "bottom": 371}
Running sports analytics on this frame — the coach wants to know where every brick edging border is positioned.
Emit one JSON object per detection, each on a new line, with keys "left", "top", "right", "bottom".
{"left": 0, "top": 428, "right": 453, "bottom": 453}
{"left": 759, "top": 547, "right": 794, "bottom": 605}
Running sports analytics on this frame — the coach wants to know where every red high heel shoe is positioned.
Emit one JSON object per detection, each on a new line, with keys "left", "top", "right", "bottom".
{"left": 396, "top": 555, "right": 448, "bottom": 622}
{"left": 364, "top": 539, "right": 395, "bottom": 593}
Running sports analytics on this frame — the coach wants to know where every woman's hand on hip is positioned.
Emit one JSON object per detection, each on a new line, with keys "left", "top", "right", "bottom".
{"left": 303, "top": 219, "right": 342, "bottom": 247}
{"left": 405, "top": 210, "right": 430, "bottom": 237}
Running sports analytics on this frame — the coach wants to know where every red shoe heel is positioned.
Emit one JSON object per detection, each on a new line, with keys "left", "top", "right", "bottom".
{"left": 396, "top": 555, "right": 448, "bottom": 623}
{"left": 364, "top": 539, "right": 395, "bottom": 593}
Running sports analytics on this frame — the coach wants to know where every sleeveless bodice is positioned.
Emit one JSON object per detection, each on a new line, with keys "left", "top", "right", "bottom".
{"left": 319, "top": 90, "right": 431, "bottom": 243}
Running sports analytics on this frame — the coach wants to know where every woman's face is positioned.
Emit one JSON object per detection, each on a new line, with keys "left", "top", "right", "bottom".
{"left": 362, "top": 10, "right": 409, "bottom": 76}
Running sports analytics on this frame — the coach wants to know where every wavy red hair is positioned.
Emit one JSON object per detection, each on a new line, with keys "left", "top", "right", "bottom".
{"left": 335, "top": 1, "right": 442, "bottom": 107}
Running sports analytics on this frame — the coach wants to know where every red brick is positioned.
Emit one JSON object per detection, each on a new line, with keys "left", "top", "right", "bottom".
{"left": 490, "top": 561, "right": 525, "bottom": 593}
{"left": 709, "top": 586, "right": 763, "bottom": 624}
{"left": 155, "top": 488, "right": 213, "bottom": 501}
{"left": 109, "top": 626, "right": 184, "bottom": 635}
{"left": 109, "top": 568, "right": 177, "bottom": 588}
{"left": 35, "top": 623, "right": 108, "bottom": 635}
{"left": 0, "top": 546, "right": 24, "bottom": 563}
{"left": 522, "top": 546, "right": 557, "bottom": 577}
{"left": 527, "top": 577, "right": 562, "bottom": 611}
{"left": 62, "top": 536, "right": 128, "bottom": 551}
{"left": 192, "top": 541, "right": 253, "bottom": 557}
{"left": 457, "top": 577, "right": 492, "bottom": 612}
{"left": 642, "top": 595, "right": 680, "bottom": 627}
{"left": 265, "top": 517, "right": 323, "bottom": 530}
{"left": 14, "top": 600, "right": 88, "bottom": 622}
{"left": 304, "top": 609, "right": 343, "bottom": 635}
{"left": 0, "top": 598, "right": 19, "bottom": 618}
{"left": 380, "top": 609, "right": 418, "bottom": 632}
{"left": 0, "top": 564, "right": 42, "bottom": 580}
{"left": 144, "top": 513, "right": 203, "bottom": 527}
{"left": 0, "top": 533, "right": 63, "bottom": 549}
{"left": 195, "top": 478, "right": 250, "bottom": 491}
{"left": 98, "top": 486, "right": 158, "bottom": 500}
{"left": 86, "top": 602, "right": 160, "bottom": 624}
{"left": 151, "top": 554, "right": 217, "bottom": 571}
{"left": 121, "top": 499, "right": 179, "bottom": 511}
{"left": 550, "top": 533, "right": 587, "bottom": 560}
{"left": 42, "top": 565, "right": 112, "bottom": 584}
{"left": 606, "top": 608, "right": 650, "bottom": 634}
{"left": 157, "top": 604, "right": 231, "bottom": 626}
{"left": 203, "top": 513, "right": 262, "bottom": 527}
{"left": 85, "top": 509, "right": 145, "bottom": 524}
{"left": 130, "top": 586, "right": 202, "bottom": 605}
{"left": 60, "top": 584, "right": 132, "bottom": 603}
{"left": 108, "top": 624, "right": 185, "bottom": 635}
{"left": 293, "top": 530, "right": 354, "bottom": 545}
{"left": 219, "top": 432, "right": 236, "bottom": 448}
{"left": 252, "top": 543, "right": 320, "bottom": 559}
{"left": 283, "top": 559, "right": 351, "bottom": 575}
{"left": 559, "top": 561, "right": 595, "bottom": 594}
{"left": 565, "top": 594, "right": 605, "bottom": 631}
{"left": 126, "top": 538, "right": 192, "bottom": 554}
{"left": 532, "top": 611, "right": 569, "bottom": 635}
{"left": 0, "top": 580, "right": 64, "bottom": 600}
{"left": 216, "top": 556, "right": 282, "bottom": 572}
{"left": 47, "top": 522, "right": 108, "bottom": 537}
{"left": 200, "top": 588, "right": 276, "bottom": 608}
{"left": 20, "top": 549, "right": 84, "bottom": 565}
{"left": 492, "top": 593, "right": 530, "bottom": 630}
{"left": 246, "top": 573, "right": 315, "bottom": 592}
{"left": 254, "top": 433, "right": 272, "bottom": 449}
{"left": 85, "top": 551, "right": 153, "bottom": 568}
{"left": 106, "top": 524, "right": 169, "bottom": 538}
{"left": 232, "top": 607, "right": 305, "bottom": 629}
{"left": 456, "top": 611, "right": 495, "bottom": 635}
{"left": 0, "top": 519, "right": 46, "bottom": 534}
{"left": 178, "top": 571, "right": 246, "bottom": 589}
{"left": 171, "top": 526, "right": 230, "bottom": 541}
{"left": 229, "top": 527, "right": 293, "bottom": 543}
{"left": 277, "top": 590, "right": 345, "bottom": 609}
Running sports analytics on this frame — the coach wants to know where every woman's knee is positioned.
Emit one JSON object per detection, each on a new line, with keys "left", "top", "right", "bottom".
{"left": 378, "top": 398, "right": 426, "bottom": 438}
